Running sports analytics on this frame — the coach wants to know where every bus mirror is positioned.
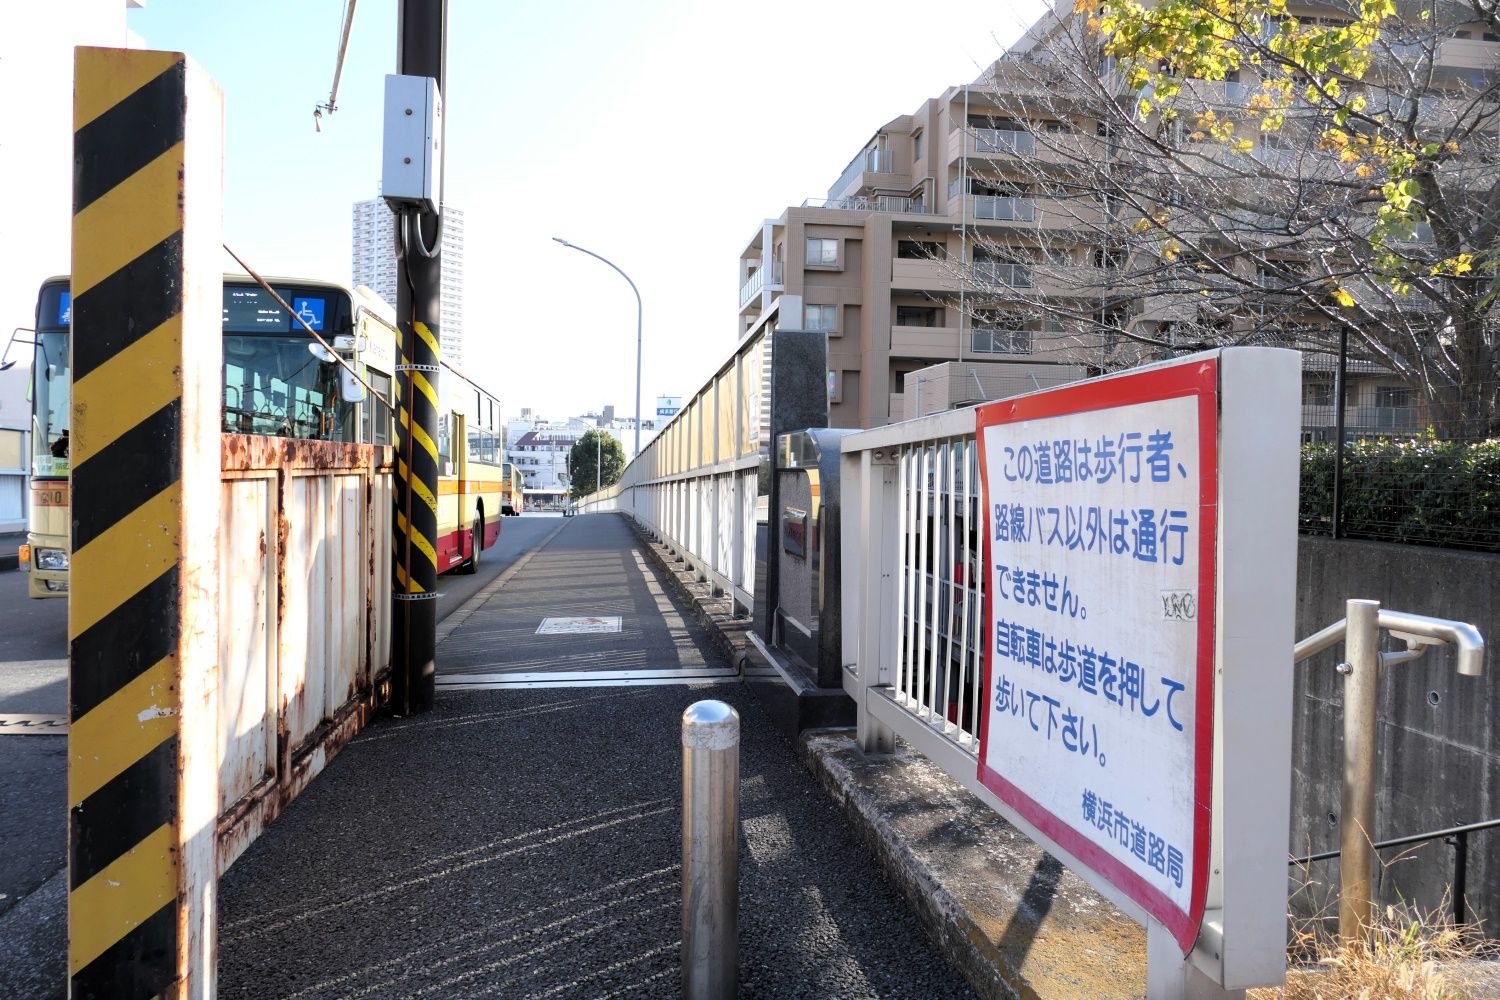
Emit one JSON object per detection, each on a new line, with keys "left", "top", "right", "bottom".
{"left": 307, "top": 342, "right": 337, "bottom": 364}
{"left": 339, "top": 367, "right": 367, "bottom": 403}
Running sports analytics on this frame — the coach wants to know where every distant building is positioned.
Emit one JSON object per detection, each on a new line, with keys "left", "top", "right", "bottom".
{"left": 506, "top": 406, "right": 666, "bottom": 503}
{"left": 351, "top": 197, "right": 466, "bottom": 367}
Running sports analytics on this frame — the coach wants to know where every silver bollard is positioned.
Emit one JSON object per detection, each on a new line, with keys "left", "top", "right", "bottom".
{"left": 1340, "top": 598, "right": 1381, "bottom": 945}
{"left": 681, "top": 700, "right": 739, "bottom": 999}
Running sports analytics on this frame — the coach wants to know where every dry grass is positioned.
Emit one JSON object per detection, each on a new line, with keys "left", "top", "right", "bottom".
{"left": 1248, "top": 895, "right": 1500, "bottom": 1000}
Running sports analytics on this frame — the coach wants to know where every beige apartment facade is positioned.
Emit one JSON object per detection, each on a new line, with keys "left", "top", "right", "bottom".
{"left": 737, "top": 4, "right": 1499, "bottom": 434}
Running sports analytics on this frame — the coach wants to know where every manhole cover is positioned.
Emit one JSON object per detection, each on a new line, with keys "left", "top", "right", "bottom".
{"left": 0, "top": 714, "right": 68, "bottom": 735}
{"left": 536, "top": 616, "right": 623, "bottom": 635}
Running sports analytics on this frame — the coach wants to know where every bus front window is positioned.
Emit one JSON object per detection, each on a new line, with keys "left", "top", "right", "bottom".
{"left": 31, "top": 329, "right": 70, "bottom": 478}
{"left": 224, "top": 334, "right": 354, "bottom": 440}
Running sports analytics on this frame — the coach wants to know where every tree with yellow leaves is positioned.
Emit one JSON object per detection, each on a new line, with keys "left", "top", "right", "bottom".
{"left": 958, "top": 0, "right": 1498, "bottom": 434}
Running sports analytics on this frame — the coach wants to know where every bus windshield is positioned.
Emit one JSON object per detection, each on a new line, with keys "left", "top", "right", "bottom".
{"left": 223, "top": 335, "right": 355, "bottom": 439}
{"left": 31, "top": 284, "right": 70, "bottom": 478}
{"left": 222, "top": 282, "right": 357, "bottom": 440}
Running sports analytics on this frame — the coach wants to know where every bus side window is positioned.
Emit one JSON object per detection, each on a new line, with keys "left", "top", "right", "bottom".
{"left": 366, "top": 372, "right": 392, "bottom": 445}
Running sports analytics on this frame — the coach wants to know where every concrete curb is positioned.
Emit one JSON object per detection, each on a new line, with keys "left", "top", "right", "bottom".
{"left": 798, "top": 731, "right": 1147, "bottom": 1000}
{"left": 608, "top": 512, "right": 1150, "bottom": 1000}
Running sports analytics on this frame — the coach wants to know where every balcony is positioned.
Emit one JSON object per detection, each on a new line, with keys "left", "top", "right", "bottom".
{"left": 891, "top": 257, "right": 958, "bottom": 292}
{"left": 801, "top": 194, "right": 930, "bottom": 215}
{"left": 947, "top": 126, "right": 1093, "bottom": 166}
{"left": 971, "top": 261, "right": 1033, "bottom": 288}
{"left": 738, "top": 261, "right": 783, "bottom": 311}
{"left": 739, "top": 267, "right": 763, "bottom": 308}
{"left": 970, "top": 328, "right": 1034, "bottom": 356}
{"left": 974, "top": 196, "right": 1036, "bottom": 222}
{"left": 829, "top": 147, "right": 897, "bottom": 201}
{"left": 890, "top": 324, "right": 961, "bottom": 360}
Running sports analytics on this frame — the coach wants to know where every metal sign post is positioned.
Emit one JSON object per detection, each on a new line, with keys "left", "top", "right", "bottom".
{"left": 975, "top": 349, "right": 1300, "bottom": 993}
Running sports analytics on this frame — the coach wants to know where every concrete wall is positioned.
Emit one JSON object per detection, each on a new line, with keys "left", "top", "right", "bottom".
{"left": 1291, "top": 536, "right": 1498, "bottom": 928}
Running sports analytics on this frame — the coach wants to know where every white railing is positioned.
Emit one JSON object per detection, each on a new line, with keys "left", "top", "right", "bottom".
{"left": 739, "top": 266, "right": 765, "bottom": 308}
{"left": 574, "top": 330, "right": 770, "bottom": 612}
{"left": 839, "top": 407, "right": 987, "bottom": 760}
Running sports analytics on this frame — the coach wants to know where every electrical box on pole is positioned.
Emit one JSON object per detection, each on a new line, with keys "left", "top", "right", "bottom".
{"left": 382, "top": 74, "right": 443, "bottom": 215}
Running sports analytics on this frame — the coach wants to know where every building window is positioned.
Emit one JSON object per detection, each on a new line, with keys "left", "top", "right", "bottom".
{"left": 895, "top": 305, "right": 939, "bottom": 327}
{"left": 806, "top": 238, "right": 839, "bottom": 267}
{"left": 1303, "top": 379, "right": 1334, "bottom": 407}
{"left": 1375, "top": 386, "right": 1413, "bottom": 409}
{"left": 805, "top": 304, "right": 838, "bottom": 331}
{"left": 1093, "top": 245, "right": 1127, "bottom": 270}
{"left": 913, "top": 131, "right": 924, "bottom": 162}
{"left": 897, "top": 240, "right": 945, "bottom": 260}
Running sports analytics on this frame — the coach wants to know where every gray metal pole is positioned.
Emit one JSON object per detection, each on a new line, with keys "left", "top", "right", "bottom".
{"left": 1340, "top": 598, "right": 1381, "bottom": 945}
{"left": 682, "top": 700, "right": 739, "bottom": 999}
{"left": 1332, "top": 327, "right": 1349, "bottom": 539}
{"left": 551, "top": 237, "right": 643, "bottom": 455}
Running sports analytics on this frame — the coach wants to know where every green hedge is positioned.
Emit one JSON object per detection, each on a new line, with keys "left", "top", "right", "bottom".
{"left": 1300, "top": 435, "right": 1500, "bottom": 550}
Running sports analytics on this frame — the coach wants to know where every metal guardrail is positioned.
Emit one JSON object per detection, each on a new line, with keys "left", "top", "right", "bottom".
{"left": 1290, "top": 817, "right": 1500, "bottom": 926}
{"left": 1293, "top": 600, "right": 1485, "bottom": 944}
{"left": 573, "top": 330, "right": 770, "bottom": 613}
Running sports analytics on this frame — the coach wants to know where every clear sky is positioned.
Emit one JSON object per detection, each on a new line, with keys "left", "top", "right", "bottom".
{"left": 111, "top": 0, "right": 1042, "bottom": 422}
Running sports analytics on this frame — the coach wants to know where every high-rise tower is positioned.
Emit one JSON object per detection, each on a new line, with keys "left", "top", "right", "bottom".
{"left": 352, "top": 196, "right": 466, "bottom": 367}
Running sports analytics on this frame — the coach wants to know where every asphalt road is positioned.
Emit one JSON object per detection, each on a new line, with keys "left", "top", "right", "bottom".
{"left": 0, "top": 568, "right": 68, "bottom": 667}
{"left": 0, "top": 511, "right": 564, "bottom": 996}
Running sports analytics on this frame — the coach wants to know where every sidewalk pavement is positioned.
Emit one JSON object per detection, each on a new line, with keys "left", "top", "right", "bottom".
{"left": 217, "top": 514, "right": 976, "bottom": 999}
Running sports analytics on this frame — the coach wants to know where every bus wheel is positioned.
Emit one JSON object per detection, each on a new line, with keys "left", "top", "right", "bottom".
{"left": 459, "top": 515, "right": 482, "bottom": 575}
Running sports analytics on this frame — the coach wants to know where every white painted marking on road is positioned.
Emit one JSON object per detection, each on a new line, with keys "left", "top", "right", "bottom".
{"left": 535, "top": 616, "right": 622, "bottom": 635}
{"left": 0, "top": 714, "right": 68, "bottom": 735}
{"left": 438, "top": 666, "right": 739, "bottom": 690}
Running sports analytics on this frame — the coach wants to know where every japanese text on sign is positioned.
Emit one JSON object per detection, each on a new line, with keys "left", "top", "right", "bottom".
{"left": 977, "top": 378, "right": 1214, "bottom": 940}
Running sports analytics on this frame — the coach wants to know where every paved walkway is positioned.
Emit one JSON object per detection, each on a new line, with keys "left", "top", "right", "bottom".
{"left": 217, "top": 514, "right": 975, "bottom": 998}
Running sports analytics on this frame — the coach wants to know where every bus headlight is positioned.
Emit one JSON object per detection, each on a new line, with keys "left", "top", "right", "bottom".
{"left": 35, "top": 547, "right": 69, "bottom": 571}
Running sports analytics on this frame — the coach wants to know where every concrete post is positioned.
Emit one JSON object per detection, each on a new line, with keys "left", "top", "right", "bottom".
{"left": 1340, "top": 598, "right": 1382, "bottom": 944}
{"left": 67, "top": 47, "right": 223, "bottom": 995}
{"left": 682, "top": 700, "right": 739, "bottom": 998}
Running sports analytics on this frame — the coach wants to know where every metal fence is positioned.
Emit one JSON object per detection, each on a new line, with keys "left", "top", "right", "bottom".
{"left": 839, "top": 408, "right": 992, "bottom": 768}
{"left": 1298, "top": 378, "right": 1500, "bottom": 551}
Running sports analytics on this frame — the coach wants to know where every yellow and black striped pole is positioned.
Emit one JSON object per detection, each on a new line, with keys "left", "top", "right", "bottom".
{"left": 68, "top": 48, "right": 223, "bottom": 997}
{"left": 391, "top": 0, "right": 447, "bottom": 714}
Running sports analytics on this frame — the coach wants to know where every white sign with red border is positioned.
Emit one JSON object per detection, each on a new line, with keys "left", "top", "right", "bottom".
{"left": 978, "top": 359, "right": 1215, "bottom": 950}
{"left": 973, "top": 350, "right": 1299, "bottom": 988}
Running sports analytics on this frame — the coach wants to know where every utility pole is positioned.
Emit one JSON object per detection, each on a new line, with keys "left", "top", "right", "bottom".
{"left": 392, "top": 0, "right": 447, "bottom": 715}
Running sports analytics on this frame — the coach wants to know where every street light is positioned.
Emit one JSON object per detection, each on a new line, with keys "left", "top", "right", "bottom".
{"left": 552, "top": 237, "right": 643, "bottom": 456}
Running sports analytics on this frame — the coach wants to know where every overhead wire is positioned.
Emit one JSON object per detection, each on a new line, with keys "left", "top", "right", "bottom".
{"left": 313, "top": 0, "right": 359, "bottom": 131}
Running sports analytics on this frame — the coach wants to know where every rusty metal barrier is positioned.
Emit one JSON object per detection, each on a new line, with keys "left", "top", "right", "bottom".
{"left": 215, "top": 434, "right": 394, "bottom": 872}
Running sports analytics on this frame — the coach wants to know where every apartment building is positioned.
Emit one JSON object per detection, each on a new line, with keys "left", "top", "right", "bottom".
{"left": 737, "top": 4, "right": 1497, "bottom": 435}
{"left": 352, "top": 197, "right": 467, "bottom": 368}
